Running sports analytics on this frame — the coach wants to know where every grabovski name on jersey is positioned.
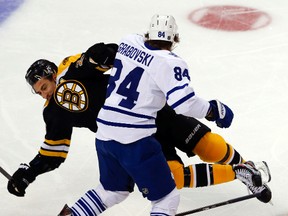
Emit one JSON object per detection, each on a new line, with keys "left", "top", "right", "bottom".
{"left": 118, "top": 42, "right": 154, "bottom": 67}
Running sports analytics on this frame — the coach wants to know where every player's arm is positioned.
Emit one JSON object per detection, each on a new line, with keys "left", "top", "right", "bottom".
{"left": 7, "top": 154, "right": 65, "bottom": 197}
{"left": 7, "top": 113, "right": 72, "bottom": 197}
{"left": 83, "top": 42, "right": 118, "bottom": 72}
{"left": 160, "top": 59, "right": 233, "bottom": 128}
{"left": 57, "top": 42, "right": 118, "bottom": 76}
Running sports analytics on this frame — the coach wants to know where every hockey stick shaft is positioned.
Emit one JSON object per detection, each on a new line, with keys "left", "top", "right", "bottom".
{"left": 0, "top": 166, "right": 11, "bottom": 180}
{"left": 176, "top": 192, "right": 261, "bottom": 216}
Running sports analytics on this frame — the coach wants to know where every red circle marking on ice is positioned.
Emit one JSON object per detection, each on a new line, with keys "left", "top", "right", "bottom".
{"left": 188, "top": 5, "right": 271, "bottom": 31}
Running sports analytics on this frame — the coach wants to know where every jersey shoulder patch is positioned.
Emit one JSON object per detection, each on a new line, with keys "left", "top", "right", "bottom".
{"left": 58, "top": 54, "right": 82, "bottom": 74}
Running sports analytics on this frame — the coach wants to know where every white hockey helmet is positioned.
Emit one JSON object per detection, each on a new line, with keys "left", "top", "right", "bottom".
{"left": 147, "top": 14, "right": 178, "bottom": 42}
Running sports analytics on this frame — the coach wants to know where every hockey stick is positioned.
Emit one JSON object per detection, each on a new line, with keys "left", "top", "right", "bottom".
{"left": 176, "top": 192, "right": 261, "bottom": 216}
{"left": 0, "top": 166, "right": 11, "bottom": 180}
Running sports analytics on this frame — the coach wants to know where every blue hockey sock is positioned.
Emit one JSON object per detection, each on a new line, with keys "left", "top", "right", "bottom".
{"left": 71, "top": 189, "right": 107, "bottom": 216}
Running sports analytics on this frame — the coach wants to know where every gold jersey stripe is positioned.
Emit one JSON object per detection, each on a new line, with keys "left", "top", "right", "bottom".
{"left": 45, "top": 139, "right": 71, "bottom": 145}
{"left": 40, "top": 149, "right": 68, "bottom": 158}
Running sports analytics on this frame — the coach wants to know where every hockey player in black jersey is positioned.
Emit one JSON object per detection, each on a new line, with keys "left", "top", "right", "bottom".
{"left": 7, "top": 42, "right": 271, "bottom": 209}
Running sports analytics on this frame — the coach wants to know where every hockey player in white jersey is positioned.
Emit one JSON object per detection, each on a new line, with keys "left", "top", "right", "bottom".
{"left": 58, "top": 15, "right": 268, "bottom": 216}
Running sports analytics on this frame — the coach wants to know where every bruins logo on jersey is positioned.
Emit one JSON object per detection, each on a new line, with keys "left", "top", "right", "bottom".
{"left": 54, "top": 80, "right": 88, "bottom": 112}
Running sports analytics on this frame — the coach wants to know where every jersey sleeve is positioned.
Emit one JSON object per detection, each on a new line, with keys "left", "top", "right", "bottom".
{"left": 40, "top": 105, "right": 73, "bottom": 160}
{"left": 27, "top": 106, "right": 72, "bottom": 178}
{"left": 153, "top": 57, "right": 210, "bottom": 118}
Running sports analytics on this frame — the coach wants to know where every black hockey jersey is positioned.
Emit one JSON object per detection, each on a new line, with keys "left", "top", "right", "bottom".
{"left": 40, "top": 54, "right": 109, "bottom": 159}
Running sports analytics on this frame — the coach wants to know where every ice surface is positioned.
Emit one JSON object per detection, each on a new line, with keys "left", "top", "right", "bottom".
{"left": 0, "top": 0, "right": 288, "bottom": 215}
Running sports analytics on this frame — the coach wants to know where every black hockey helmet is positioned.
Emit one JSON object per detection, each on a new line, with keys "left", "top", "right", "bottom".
{"left": 25, "top": 59, "right": 57, "bottom": 86}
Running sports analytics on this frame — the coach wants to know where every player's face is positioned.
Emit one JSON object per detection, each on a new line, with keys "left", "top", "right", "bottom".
{"left": 33, "top": 76, "right": 56, "bottom": 100}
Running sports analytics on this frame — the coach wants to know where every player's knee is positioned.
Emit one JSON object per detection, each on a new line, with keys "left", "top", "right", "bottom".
{"left": 167, "top": 160, "right": 185, "bottom": 189}
{"left": 151, "top": 188, "right": 180, "bottom": 216}
{"left": 193, "top": 132, "right": 227, "bottom": 163}
{"left": 94, "top": 184, "right": 130, "bottom": 208}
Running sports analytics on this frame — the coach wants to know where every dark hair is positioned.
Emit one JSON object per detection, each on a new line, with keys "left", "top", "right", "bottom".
{"left": 25, "top": 59, "right": 57, "bottom": 86}
{"left": 144, "top": 33, "right": 180, "bottom": 50}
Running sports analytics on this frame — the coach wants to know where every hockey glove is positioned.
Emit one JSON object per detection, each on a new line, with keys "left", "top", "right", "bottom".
{"left": 85, "top": 42, "right": 118, "bottom": 71}
{"left": 205, "top": 100, "right": 234, "bottom": 128}
{"left": 7, "top": 163, "right": 36, "bottom": 197}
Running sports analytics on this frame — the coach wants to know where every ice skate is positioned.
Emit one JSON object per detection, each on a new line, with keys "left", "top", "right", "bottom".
{"left": 247, "top": 183, "right": 272, "bottom": 203}
{"left": 58, "top": 204, "right": 72, "bottom": 216}
{"left": 253, "top": 161, "right": 271, "bottom": 184}
{"left": 233, "top": 161, "right": 263, "bottom": 187}
{"left": 234, "top": 161, "right": 272, "bottom": 203}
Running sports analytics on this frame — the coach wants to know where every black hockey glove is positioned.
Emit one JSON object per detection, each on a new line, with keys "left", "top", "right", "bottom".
{"left": 85, "top": 42, "right": 118, "bottom": 71}
{"left": 7, "top": 163, "right": 36, "bottom": 197}
{"left": 205, "top": 100, "right": 234, "bottom": 128}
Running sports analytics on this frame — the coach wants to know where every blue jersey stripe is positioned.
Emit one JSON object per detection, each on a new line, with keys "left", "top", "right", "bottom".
{"left": 166, "top": 83, "right": 189, "bottom": 100}
{"left": 97, "top": 118, "right": 156, "bottom": 129}
{"left": 102, "top": 105, "right": 155, "bottom": 120}
{"left": 170, "top": 92, "right": 195, "bottom": 109}
{"left": 151, "top": 213, "right": 171, "bottom": 216}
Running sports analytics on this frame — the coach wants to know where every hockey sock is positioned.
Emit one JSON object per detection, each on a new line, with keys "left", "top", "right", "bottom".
{"left": 220, "top": 143, "right": 244, "bottom": 165}
{"left": 193, "top": 132, "right": 244, "bottom": 165}
{"left": 70, "top": 189, "right": 107, "bottom": 216}
{"left": 151, "top": 188, "right": 180, "bottom": 216}
{"left": 184, "top": 163, "right": 235, "bottom": 187}
{"left": 168, "top": 161, "right": 235, "bottom": 188}
{"left": 167, "top": 160, "right": 185, "bottom": 189}
{"left": 212, "top": 164, "right": 235, "bottom": 184}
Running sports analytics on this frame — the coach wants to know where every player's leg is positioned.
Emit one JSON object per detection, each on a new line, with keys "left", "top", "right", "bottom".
{"left": 168, "top": 160, "right": 235, "bottom": 189}
{"left": 124, "top": 136, "right": 180, "bottom": 216}
{"left": 193, "top": 132, "right": 244, "bottom": 165}
{"left": 58, "top": 184, "right": 130, "bottom": 216}
{"left": 151, "top": 188, "right": 180, "bottom": 216}
{"left": 156, "top": 107, "right": 244, "bottom": 188}
{"left": 66, "top": 139, "right": 133, "bottom": 215}
{"left": 69, "top": 184, "right": 129, "bottom": 215}
{"left": 156, "top": 106, "right": 244, "bottom": 165}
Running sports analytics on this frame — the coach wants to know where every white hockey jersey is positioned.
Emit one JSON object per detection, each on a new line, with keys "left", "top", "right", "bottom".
{"left": 96, "top": 34, "right": 210, "bottom": 143}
